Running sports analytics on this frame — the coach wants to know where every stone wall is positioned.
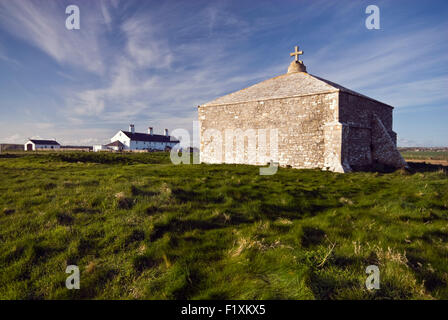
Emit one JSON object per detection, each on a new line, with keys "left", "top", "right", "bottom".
{"left": 199, "top": 92, "right": 339, "bottom": 169}
{"left": 199, "top": 90, "right": 405, "bottom": 172}
{"left": 371, "top": 114, "right": 407, "bottom": 168}
{"left": 339, "top": 92, "right": 394, "bottom": 132}
{"left": 338, "top": 92, "right": 399, "bottom": 169}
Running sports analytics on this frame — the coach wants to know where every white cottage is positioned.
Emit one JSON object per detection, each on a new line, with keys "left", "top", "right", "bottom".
{"left": 98, "top": 125, "right": 179, "bottom": 151}
{"left": 25, "top": 139, "right": 60, "bottom": 151}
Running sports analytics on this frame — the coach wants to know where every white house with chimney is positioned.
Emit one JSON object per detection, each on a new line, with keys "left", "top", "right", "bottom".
{"left": 94, "top": 125, "right": 179, "bottom": 152}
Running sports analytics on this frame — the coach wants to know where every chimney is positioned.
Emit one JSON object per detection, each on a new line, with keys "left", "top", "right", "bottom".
{"left": 129, "top": 124, "right": 135, "bottom": 133}
{"left": 148, "top": 127, "right": 153, "bottom": 135}
{"left": 164, "top": 129, "right": 169, "bottom": 136}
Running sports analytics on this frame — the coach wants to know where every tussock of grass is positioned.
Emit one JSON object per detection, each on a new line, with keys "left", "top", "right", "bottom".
{"left": 0, "top": 152, "right": 447, "bottom": 299}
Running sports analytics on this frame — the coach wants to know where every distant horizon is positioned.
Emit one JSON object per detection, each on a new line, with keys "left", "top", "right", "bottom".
{"left": 2, "top": 136, "right": 448, "bottom": 149}
{"left": 1, "top": 0, "right": 447, "bottom": 147}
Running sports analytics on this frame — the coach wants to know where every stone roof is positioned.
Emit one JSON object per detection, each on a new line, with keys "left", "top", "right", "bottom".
{"left": 202, "top": 71, "right": 392, "bottom": 108}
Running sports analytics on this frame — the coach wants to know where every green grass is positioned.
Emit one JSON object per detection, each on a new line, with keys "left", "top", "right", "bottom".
{"left": 1, "top": 152, "right": 447, "bottom": 300}
{"left": 401, "top": 151, "right": 448, "bottom": 161}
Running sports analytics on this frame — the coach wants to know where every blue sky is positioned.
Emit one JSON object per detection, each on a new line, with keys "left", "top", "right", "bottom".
{"left": 0, "top": 0, "right": 447, "bottom": 146}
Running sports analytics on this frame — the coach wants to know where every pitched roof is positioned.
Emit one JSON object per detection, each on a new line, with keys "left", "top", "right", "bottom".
{"left": 121, "top": 131, "right": 179, "bottom": 143}
{"left": 106, "top": 141, "right": 125, "bottom": 147}
{"left": 28, "top": 139, "right": 60, "bottom": 146}
{"left": 201, "top": 72, "right": 392, "bottom": 108}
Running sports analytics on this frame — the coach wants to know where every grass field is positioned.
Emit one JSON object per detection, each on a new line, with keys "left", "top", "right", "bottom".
{"left": 1, "top": 152, "right": 447, "bottom": 299}
{"left": 400, "top": 150, "right": 448, "bottom": 162}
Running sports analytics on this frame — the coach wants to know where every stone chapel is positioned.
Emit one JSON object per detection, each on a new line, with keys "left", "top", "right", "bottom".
{"left": 198, "top": 46, "right": 407, "bottom": 172}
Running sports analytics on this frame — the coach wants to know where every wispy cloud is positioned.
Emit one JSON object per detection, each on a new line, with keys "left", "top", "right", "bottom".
{"left": 309, "top": 22, "right": 448, "bottom": 109}
{"left": 62, "top": 2, "right": 285, "bottom": 129}
{"left": 0, "top": 0, "right": 107, "bottom": 74}
{"left": 122, "top": 15, "right": 173, "bottom": 69}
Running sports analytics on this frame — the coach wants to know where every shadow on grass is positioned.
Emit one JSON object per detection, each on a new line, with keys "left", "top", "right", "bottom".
{"left": 130, "top": 185, "right": 159, "bottom": 197}
{"left": 150, "top": 215, "right": 251, "bottom": 242}
{"left": 0, "top": 153, "right": 21, "bottom": 159}
{"left": 399, "top": 212, "right": 445, "bottom": 224}
{"left": 172, "top": 188, "right": 225, "bottom": 204}
{"left": 407, "top": 161, "right": 448, "bottom": 173}
{"left": 406, "top": 248, "right": 447, "bottom": 291}
{"left": 78, "top": 267, "right": 118, "bottom": 299}
{"left": 309, "top": 272, "right": 358, "bottom": 299}
{"left": 301, "top": 226, "right": 326, "bottom": 248}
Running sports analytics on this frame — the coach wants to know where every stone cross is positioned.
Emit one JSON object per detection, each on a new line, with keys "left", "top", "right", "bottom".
{"left": 290, "top": 46, "right": 303, "bottom": 62}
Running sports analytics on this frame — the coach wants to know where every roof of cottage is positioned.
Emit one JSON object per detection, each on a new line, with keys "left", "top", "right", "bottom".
{"left": 121, "top": 131, "right": 179, "bottom": 143}
{"left": 28, "top": 139, "right": 60, "bottom": 145}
